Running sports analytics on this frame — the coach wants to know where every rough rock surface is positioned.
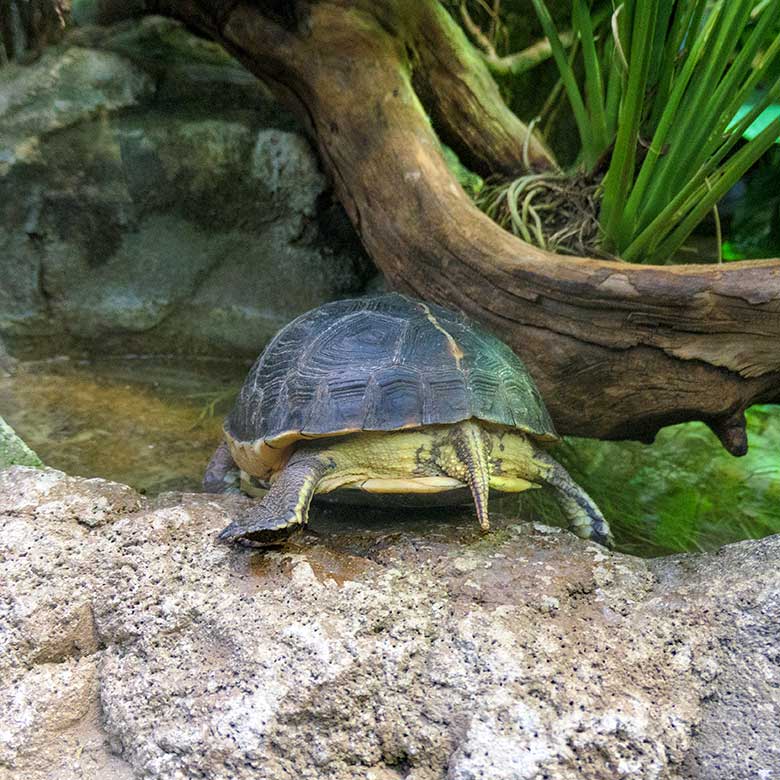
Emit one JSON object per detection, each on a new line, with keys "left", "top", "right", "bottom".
{"left": 0, "top": 18, "right": 372, "bottom": 357}
{"left": 1, "top": 465, "right": 779, "bottom": 780}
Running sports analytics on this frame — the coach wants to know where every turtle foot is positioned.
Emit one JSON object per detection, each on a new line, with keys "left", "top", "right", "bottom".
{"left": 217, "top": 509, "right": 302, "bottom": 547}
{"left": 532, "top": 448, "right": 614, "bottom": 550}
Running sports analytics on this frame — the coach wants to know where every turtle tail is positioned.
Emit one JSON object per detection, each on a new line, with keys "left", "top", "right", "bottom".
{"left": 449, "top": 420, "right": 491, "bottom": 531}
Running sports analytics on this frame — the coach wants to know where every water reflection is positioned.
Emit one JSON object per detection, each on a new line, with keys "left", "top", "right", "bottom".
{"left": 0, "top": 355, "right": 245, "bottom": 494}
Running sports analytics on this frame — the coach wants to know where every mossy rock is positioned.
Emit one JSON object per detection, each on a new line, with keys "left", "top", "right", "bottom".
{"left": 0, "top": 416, "right": 43, "bottom": 468}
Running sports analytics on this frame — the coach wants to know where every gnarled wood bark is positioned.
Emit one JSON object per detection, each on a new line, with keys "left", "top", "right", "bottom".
{"left": 101, "top": 0, "right": 780, "bottom": 453}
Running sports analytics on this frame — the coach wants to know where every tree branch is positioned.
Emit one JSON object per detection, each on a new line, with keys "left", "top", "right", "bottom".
{"left": 99, "top": 0, "right": 780, "bottom": 453}
{"left": 409, "top": 1, "right": 556, "bottom": 175}
{"left": 459, "top": 2, "right": 573, "bottom": 77}
{"left": 1, "top": 0, "right": 70, "bottom": 63}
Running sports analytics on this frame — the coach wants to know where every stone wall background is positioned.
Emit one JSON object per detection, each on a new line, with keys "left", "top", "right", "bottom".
{"left": 0, "top": 16, "right": 374, "bottom": 358}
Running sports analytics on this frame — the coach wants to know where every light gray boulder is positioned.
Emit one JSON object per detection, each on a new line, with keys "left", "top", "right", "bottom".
{"left": 1, "top": 465, "right": 778, "bottom": 780}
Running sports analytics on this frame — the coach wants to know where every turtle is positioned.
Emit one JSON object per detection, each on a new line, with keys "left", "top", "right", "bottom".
{"left": 205, "top": 293, "right": 613, "bottom": 548}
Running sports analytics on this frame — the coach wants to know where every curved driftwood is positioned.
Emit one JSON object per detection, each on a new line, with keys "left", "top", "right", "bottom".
{"left": 102, "top": 0, "right": 780, "bottom": 453}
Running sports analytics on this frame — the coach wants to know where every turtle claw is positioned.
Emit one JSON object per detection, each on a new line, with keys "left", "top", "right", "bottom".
{"left": 590, "top": 526, "right": 615, "bottom": 550}
{"left": 217, "top": 520, "right": 251, "bottom": 543}
{"left": 217, "top": 510, "right": 302, "bottom": 547}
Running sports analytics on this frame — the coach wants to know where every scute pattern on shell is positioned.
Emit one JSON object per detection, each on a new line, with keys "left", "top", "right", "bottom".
{"left": 226, "top": 293, "right": 557, "bottom": 445}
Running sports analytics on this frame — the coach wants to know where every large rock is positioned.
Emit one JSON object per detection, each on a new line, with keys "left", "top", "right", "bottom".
{"left": 1, "top": 465, "right": 778, "bottom": 780}
{"left": 0, "top": 18, "right": 372, "bottom": 357}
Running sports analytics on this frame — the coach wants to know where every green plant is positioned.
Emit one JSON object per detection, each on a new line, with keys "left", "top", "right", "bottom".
{"left": 512, "top": 0, "right": 780, "bottom": 263}
{"left": 511, "top": 405, "right": 780, "bottom": 556}
{"left": 721, "top": 146, "right": 780, "bottom": 259}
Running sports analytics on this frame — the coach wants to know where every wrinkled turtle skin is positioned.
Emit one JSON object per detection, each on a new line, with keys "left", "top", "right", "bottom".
{"left": 205, "top": 293, "right": 613, "bottom": 548}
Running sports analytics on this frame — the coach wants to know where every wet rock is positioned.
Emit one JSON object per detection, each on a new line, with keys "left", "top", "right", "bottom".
{"left": 1, "top": 466, "right": 779, "bottom": 779}
{"left": 0, "top": 465, "right": 144, "bottom": 524}
{"left": 0, "top": 416, "right": 42, "bottom": 467}
{"left": 0, "top": 45, "right": 154, "bottom": 168}
{"left": 0, "top": 467, "right": 142, "bottom": 780}
{"left": 658, "top": 545, "right": 780, "bottom": 779}
{"left": 0, "top": 468, "right": 141, "bottom": 682}
{"left": 0, "top": 19, "right": 371, "bottom": 357}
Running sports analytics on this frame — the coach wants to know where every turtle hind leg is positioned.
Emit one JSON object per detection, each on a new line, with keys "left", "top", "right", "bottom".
{"left": 532, "top": 449, "right": 614, "bottom": 548}
{"left": 217, "top": 453, "right": 331, "bottom": 547}
{"left": 203, "top": 442, "right": 241, "bottom": 494}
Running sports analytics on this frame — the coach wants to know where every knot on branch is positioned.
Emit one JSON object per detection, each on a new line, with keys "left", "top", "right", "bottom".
{"left": 707, "top": 411, "right": 748, "bottom": 457}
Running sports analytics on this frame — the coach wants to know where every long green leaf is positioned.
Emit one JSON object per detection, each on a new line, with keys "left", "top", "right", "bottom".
{"left": 630, "top": 1, "right": 778, "bottom": 229}
{"left": 530, "top": 0, "right": 596, "bottom": 167}
{"left": 622, "top": 81, "right": 780, "bottom": 261}
{"left": 674, "top": 3, "right": 774, "bottom": 164}
{"left": 574, "top": 0, "right": 609, "bottom": 154}
{"left": 620, "top": 0, "right": 714, "bottom": 243}
{"left": 599, "top": 0, "right": 659, "bottom": 250}
{"left": 642, "top": 2, "right": 753, "bottom": 219}
{"left": 509, "top": 0, "right": 779, "bottom": 265}
{"left": 708, "top": 1, "right": 780, "bottom": 121}
{"left": 603, "top": 36, "right": 623, "bottom": 138}
{"left": 647, "top": 0, "right": 707, "bottom": 132}
{"left": 638, "top": 38, "right": 780, "bottom": 243}
{"left": 645, "top": 117, "right": 780, "bottom": 263}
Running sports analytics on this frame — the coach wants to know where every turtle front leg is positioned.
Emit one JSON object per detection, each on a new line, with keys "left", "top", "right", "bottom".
{"left": 532, "top": 448, "right": 614, "bottom": 548}
{"left": 217, "top": 451, "right": 333, "bottom": 547}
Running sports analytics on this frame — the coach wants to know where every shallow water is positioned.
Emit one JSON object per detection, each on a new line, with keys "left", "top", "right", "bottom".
{"left": 0, "top": 356, "right": 246, "bottom": 495}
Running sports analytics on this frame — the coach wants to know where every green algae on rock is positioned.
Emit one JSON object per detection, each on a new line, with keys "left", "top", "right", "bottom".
{"left": 0, "top": 416, "right": 43, "bottom": 468}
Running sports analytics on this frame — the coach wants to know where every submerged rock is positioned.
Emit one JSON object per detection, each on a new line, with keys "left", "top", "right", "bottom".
{"left": 0, "top": 337, "right": 15, "bottom": 375}
{"left": 1, "top": 465, "right": 778, "bottom": 780}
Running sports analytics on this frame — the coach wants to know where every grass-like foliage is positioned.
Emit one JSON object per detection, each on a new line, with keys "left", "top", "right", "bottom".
{"left": 526, "top": 0, "right": 780, "bottom": 262}
{"left": 510, "top": 405, "right": 780, "bottom": 556}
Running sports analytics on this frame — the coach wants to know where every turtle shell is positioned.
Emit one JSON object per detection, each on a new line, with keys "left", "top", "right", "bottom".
{"left": 225, "top": 293, "right": 557, "bottom": 479}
